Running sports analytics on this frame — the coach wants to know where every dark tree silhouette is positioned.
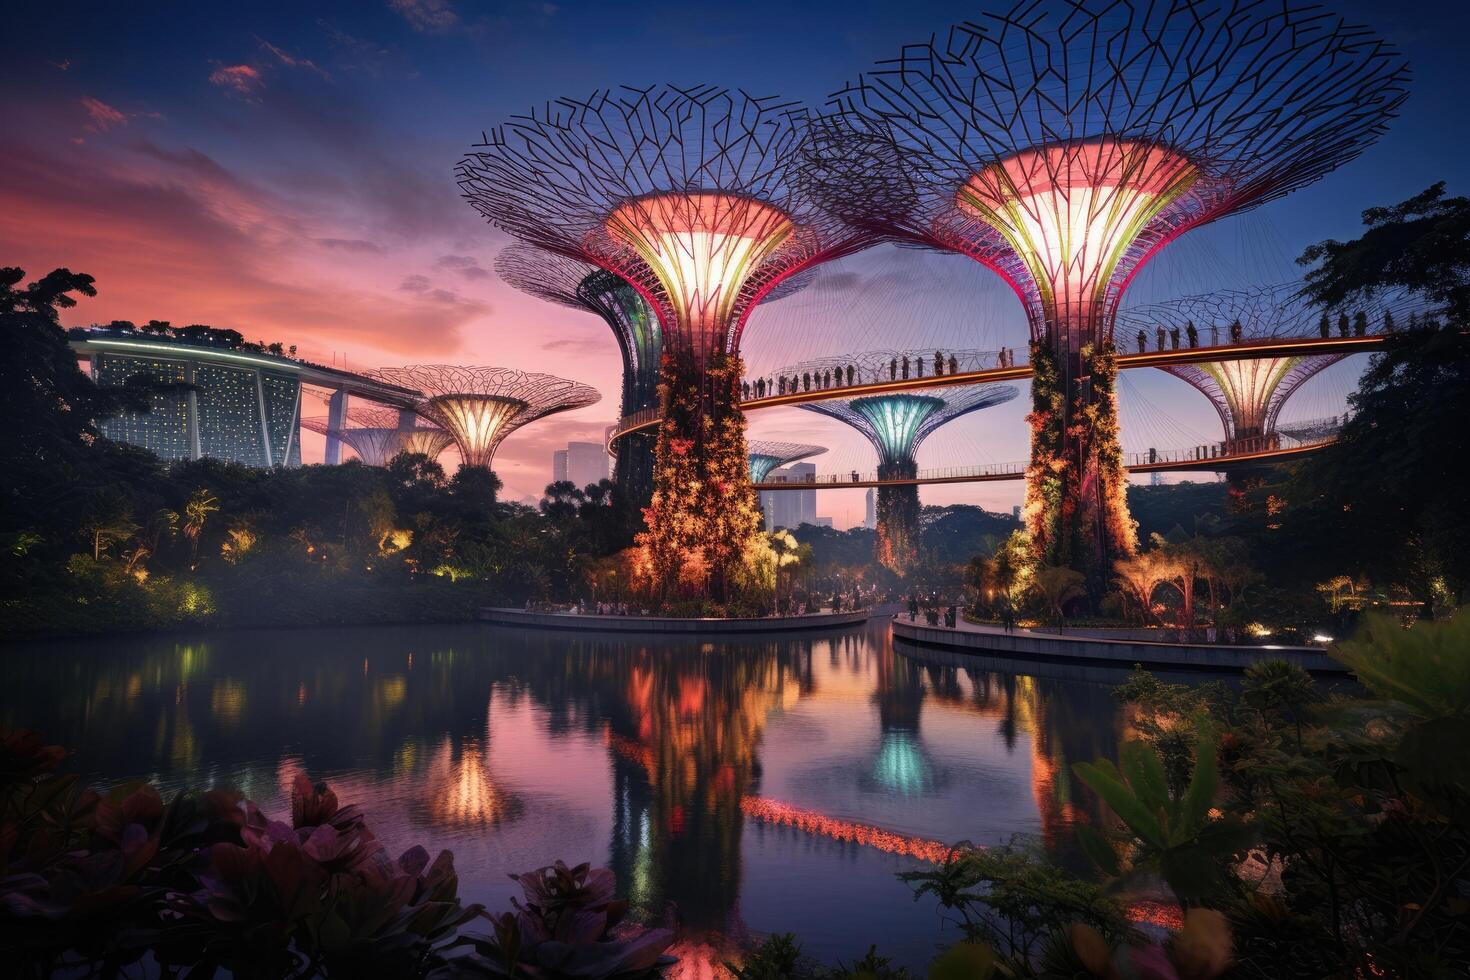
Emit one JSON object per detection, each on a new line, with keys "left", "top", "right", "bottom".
{"left": 1298, "top": 183, "right": 1470, "bottom": 323}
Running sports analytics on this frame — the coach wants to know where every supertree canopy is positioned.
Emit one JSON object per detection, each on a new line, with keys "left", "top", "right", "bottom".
{"left": 367, "top": 366, "right": 599, "bottom": 471}
{"left": 496, "top": 246, "right": 816, "bottom": 514}
{"left": 796, "top": 371, "right": 1019, "bottom": 572}
{"left": 1120, "top": 283, "right": 1424, "bottom": 448}
{"left": 821, "top": 0, "right": 1409, "bottom": 584}
{"left": 457, "top": 85, "right": 872, "bottom": 601}
{"left": 301, "top": 404, "right": 453, "bottom": 467}
{"left": 747, "top": 441, "right": 827, "bottom": 484}
{"left": 496, "top": 246, "right": 663, "bottom": 508}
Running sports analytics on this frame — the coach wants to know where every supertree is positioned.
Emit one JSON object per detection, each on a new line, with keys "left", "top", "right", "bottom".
{"left": 747, "top": 440, "right": 827, "bottom": 485}
{"left": 1120, "top": 283, "right": 1425, "bottom": 453}
{"left": 793, "top": 361, "right": 1019, "bottom": 572}
{"left": 457, "top": 85, "right": 873, "bottom": 602}
{"left": 366, "top": 366, "right": 599, "bottom": 472}
{"left": 302, "top": 404, "right": 453, "bottom": 467}
{"left": 496, "top": 247, "right": 816, "bottom": 516}
{"left": 495, "top": 246, "right": 663, "bottom": 510}
{"left": 818, "top": 0, "right": 1408, "bottom": 586}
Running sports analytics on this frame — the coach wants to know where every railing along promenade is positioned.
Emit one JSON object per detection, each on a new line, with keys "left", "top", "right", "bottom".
{"left": 606, "top": 334, "right": 1388, "bottom": 448}
{"left": 753, "top": 425, "right": 1343, "bottom": 490}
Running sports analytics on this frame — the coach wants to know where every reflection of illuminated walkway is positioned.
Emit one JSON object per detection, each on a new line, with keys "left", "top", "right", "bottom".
{"left": 742, "top": 795, "right": 1180, "bottom": 931}
{"left": 740, "top": 796, "right": 954, "bottom": 863}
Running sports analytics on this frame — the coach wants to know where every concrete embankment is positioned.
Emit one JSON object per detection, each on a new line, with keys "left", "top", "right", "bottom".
{"left": 890, "top": 616, "right": 1342, "bottom": 674}
{"left": 479, "top": 606, "right": 872, "bottom": 634}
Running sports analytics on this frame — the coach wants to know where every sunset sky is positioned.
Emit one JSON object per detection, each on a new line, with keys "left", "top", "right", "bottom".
{"left": 5, "top": 0, "right": 1467, "bottom": 521}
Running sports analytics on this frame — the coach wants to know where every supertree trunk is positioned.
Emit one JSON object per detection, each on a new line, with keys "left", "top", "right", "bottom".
{"left": 637, "top": 351, "right": 763, "bottom": 603}
{"left": 614, "top": 431, "right": 657, "bottom": 515}
{"left": 1026, "top": 340, "right": 1133, "bottom": 588}
{"left": 875, "top": 461, "right": 921, "bottom": 575}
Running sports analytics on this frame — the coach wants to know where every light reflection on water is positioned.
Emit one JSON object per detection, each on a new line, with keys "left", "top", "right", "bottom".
{"left": 0, "top": 620, "right": 1151, "bottom": 969}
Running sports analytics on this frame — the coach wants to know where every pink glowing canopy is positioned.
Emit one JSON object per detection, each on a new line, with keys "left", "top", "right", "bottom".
{"left": 604, "top": 192, "right": 796, "bottom": 361}
{"left": 956, "top": 139, "right": 1199, "bottom": 329}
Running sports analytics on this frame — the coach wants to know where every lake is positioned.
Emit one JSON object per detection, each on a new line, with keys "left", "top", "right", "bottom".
{"left": 0, "top": 619, "right": 1141, "bottom": 970}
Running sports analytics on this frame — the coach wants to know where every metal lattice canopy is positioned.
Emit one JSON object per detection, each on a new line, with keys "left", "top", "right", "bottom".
{"left": 495, "top": 246, "right": 664, "bottom": 417}
{"left": 796, "top": 380, "right": 1019, "bottom": 467}
{"left": 1119, "top": 283, "right": 1430, "bottom": 438}
{"left": 301, "top": 405, "right": 453, "bottom": 466}
{"left": 817, "top": 0, "right": 1410, "bottom": 355}
{"left": 494, "top": 247, "right": 816, "bottom": 417}
{"left": 747, "top": 440, "right": 828, "bottom": 483}
{"left": 366, "top": 366, "right": 600, "bottom": 469}
{"left": 458, "top": 85, "right": 874, "bottom": 369}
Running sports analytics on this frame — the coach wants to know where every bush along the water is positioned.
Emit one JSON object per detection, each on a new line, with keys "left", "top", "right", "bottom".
{"left": 0, "top": 732, "right": 671, "bottom": 979}
{"left": 430, "top": 860, "right": 675, "bottom": 979}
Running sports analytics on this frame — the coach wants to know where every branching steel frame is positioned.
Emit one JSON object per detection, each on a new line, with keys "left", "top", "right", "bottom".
{"left": 367, "top": 365, "right": 599, "bottom": 470}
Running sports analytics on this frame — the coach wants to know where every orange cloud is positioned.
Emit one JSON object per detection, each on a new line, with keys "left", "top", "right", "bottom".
{"left": 209, "top": 64, "right": 263, "bottom": 99}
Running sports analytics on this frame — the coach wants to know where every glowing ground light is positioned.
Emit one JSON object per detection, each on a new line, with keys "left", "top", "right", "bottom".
{"left": 957, "top": 138, "right": 1197, "bottom": 323}
{"left": 606, "top": 192, "right": 794, "bottom": 358}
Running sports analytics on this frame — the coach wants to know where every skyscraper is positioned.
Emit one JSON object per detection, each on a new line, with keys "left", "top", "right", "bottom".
{"left": 763, "top": 463, "right": 817, "bottom": 531}
{"left": 865, "top": 489, "right": 877, "bottom": 530}
{"left": 553, "top": 441, "right": 611, "bottom": 490}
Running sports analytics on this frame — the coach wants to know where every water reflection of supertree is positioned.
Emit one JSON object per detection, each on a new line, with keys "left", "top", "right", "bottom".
{"left": 603, "top": 641, "right": 801, "bottom": 932}
{"left": 865, "top": 644, "right": 941, "bottom": 798}
{"left": 904, "top": 652, "right": 1125, "bottom": 872}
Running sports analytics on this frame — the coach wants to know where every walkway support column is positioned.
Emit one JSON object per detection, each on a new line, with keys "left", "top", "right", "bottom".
{"left": 325, "top": 389, "right": 348, "bottom": 464}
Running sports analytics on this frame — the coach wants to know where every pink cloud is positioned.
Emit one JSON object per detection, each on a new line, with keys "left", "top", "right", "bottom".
{"left": 80, "top": 97, "right": 127, "bottom": 132}
{"left": 209, "top": 64, "right": 264, "bottom": 99}
{"left": 0, "top": 138, "right": 485, "bottom": 359}
{"left": 257, "top": 38, "right": 330, "bottom": 80}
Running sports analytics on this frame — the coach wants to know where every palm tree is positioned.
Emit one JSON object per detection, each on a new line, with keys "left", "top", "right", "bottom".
{"left": 1034, "top": 566, "right": 1086, "bottom": 631}
{"left": 183, "top": 490, "right": 219, "bottom": 567}
{"left": 83, "top": 513, "right": 139, "bottom": 561}
{"left": 768, "top": 529, "right": 802, "bottom": 614}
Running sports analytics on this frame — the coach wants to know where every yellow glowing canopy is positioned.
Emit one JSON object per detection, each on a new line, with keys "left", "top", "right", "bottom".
{"left": 957, "top": 138, "right": 1197, "bottom": 320}
{"left": 429, "top": 395, "right": 528, "bottom": 470}
{"left": 605, "top": 192, "right": 793, "bottom": 352}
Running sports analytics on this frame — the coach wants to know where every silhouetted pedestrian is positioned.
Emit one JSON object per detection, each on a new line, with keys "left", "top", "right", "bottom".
{"left": 1137, "top": 330, "right": 1147, "bottom": 353}
{"left": 1170, "top": 326, "right": 1181, "bottom": 350}
{"left": 1156, "top": 326, "right": 1166, "bottom": 351}
{"left": 1186, "top": 322, "right": 1198, "bottom": 348}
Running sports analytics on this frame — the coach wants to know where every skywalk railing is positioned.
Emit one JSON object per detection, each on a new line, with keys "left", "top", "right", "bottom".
{"left": 754, "top": 431, "right": 1342, "bottom": 488}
